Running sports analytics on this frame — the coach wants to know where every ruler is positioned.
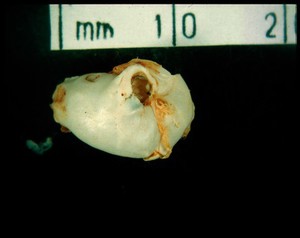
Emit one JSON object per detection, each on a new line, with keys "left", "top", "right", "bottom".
{"left": 50, "top": 4, "right": 297, "bottom": 50}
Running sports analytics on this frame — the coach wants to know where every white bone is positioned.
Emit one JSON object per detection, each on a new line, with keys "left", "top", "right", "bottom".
{"left": 51, "top": 59, "right": 195, "bottom": 161}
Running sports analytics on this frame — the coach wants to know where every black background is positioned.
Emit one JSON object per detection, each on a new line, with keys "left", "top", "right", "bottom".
{"left": 6, "top": 4, "right": 297, "bottom": 210}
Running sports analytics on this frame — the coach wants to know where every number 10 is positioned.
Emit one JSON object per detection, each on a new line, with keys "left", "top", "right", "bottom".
{"left": 155, "top": 13, "right": 196, "bottom": 39}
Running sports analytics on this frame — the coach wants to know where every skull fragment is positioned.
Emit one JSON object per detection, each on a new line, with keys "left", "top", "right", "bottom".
{"left": 51, "top": 59, "right": 195, "bottom": 161}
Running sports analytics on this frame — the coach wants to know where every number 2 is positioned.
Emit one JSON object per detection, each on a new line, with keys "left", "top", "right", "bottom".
{"left": 265, "top": 12, "right": 277, "bottom": 38}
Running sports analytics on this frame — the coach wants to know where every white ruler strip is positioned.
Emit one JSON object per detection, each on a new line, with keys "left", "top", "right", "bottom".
{"left": 50, "top": 4, "right": 297, "bottom": 50}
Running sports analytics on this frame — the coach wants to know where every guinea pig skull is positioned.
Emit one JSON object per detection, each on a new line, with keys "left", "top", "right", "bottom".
{"left": 51, "top": 59, "right": 195, "bottom": 161}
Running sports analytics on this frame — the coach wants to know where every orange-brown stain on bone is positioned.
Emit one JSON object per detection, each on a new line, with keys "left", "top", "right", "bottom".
{"left": 85, "top": 74, "right": 100, "bottom": 82}
{"left": 182, "top": 125, "right": 191, "bottom": 138}
{"left": 112, "top": 59, "right": 161, "bottom": 75}
{"left": 144, "top": 150, "right": 164, "bottom": 161}
{"left": 50, "top": 84, "right": 67, "bottom": 122}
{"left": 60, "top": 125, "right": 71, "bottom": 133}
{"left": 149, "top": 96, "right": 175, "bottom": 160}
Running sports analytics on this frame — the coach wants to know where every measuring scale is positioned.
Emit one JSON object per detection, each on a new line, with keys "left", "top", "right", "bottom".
{"left": 50, "top": 4, "right": 297, "bottom": 50}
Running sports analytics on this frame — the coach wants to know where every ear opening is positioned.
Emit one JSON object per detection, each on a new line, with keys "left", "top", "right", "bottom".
{"left": 131, "top": 72, "right": 152, "bottom": 105}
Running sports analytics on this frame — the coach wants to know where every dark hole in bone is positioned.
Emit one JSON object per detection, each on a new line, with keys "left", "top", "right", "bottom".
{"left": 131, "top": 73, "right": 152, "bottom": 105}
